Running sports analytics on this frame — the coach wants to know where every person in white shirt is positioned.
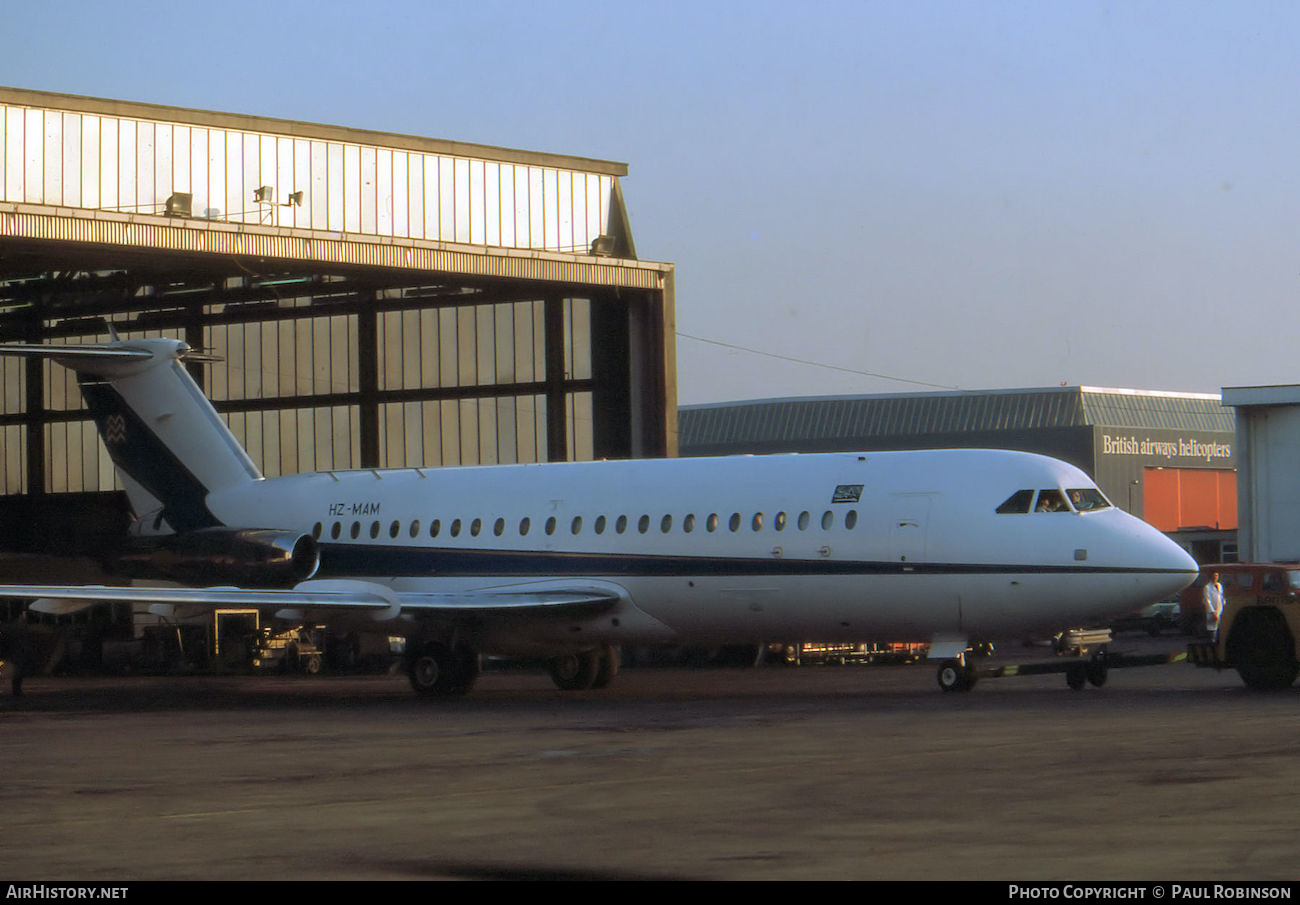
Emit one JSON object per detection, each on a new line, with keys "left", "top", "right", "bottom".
{"left": 1202, "top": 572, "right": 1225, "bottom": 640}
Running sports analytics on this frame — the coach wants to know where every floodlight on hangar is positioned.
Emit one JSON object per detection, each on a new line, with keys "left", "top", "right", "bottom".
{"left": 164, "top": 192, "right": 192, "bottom": 217}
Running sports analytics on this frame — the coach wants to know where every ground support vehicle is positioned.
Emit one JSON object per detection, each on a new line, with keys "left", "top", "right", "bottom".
{"left": 252, "top": 626, "right": 325, "bottom": 675}
{"left": 1185, "top": 563, "right": 1300, "bottom": 691}
{"left": 937, "top": 632, "right": 1188, "bottom": 692}
{"left": 1109, "top": 601, "right": 1182, "bottom": 636}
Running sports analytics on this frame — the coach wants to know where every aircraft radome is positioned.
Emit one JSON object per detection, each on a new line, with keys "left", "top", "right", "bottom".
{"left": 0, "top": 337, "right": 1197, "bottom": 696}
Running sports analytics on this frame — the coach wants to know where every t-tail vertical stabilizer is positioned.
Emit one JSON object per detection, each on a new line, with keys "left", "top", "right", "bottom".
{"left": 0, "top": 338, "right": 260, "bottom": 532}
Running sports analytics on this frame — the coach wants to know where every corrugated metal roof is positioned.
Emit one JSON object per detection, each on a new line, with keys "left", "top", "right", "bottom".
{"left": 1078, "top": 389, "right": 1234, "bottom": 431}
{"left": 679, "top": 387, "right": 1232, "bottom": 448}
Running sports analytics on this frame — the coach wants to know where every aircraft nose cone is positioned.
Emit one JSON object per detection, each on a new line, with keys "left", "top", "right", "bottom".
{"left": 1148, "top": 532, "right": 1199, "bottom": 596}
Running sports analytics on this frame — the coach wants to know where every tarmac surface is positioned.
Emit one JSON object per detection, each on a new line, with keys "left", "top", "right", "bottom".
{"left": 2, "top": 635, "right": 1297, "bottom": 881}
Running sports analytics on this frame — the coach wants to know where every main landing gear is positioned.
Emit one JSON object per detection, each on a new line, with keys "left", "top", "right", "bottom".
{"left": 406, "top": 641, "right": 480, "bottom": 697}
{"left": 548, "top": 645, "right": 620, "bottom": 691}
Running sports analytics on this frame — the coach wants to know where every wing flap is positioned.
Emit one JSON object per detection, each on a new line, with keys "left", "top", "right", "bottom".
{"left": 394, "top": 589, "right": 620, "bottom": 616}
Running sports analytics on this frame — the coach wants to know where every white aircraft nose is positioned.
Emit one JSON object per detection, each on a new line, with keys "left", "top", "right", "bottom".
{"left": 1141, "top": 527, "right": 1199, "bottom": 597}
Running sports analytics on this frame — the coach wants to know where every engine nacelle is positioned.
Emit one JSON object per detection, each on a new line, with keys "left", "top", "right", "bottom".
{"left": 109, "top": 528, "right": 321, "bottom": 587}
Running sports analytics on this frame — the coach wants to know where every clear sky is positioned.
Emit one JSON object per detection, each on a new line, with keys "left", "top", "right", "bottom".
{"left": 4, "top": 0, "right": 1298, "bottom": 404}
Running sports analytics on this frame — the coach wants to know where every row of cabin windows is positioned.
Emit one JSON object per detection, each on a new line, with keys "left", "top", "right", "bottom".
{"left": 311, "top": 508, "right": 861, "bottom": 543}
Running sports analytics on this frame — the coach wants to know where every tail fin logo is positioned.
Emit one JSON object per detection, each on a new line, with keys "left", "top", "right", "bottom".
{"left": 105, "top": 414, "right": 127, "bottom": 446}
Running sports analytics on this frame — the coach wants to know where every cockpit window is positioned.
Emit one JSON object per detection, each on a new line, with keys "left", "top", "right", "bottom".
{"left": 996, "top": 489, "right": 1034, "bottom": 514}
{"left": 1066, "top": 488, "right": 1111, "bottom": 512}
{"left": 1034, "top": 489, "right": 1069, "bottom": 512}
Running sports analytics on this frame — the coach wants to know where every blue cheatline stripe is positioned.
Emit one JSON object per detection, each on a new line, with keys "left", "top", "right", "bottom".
{"left": 77, "top": 379, "right": 221, "bottom": 532}
{"left": 315, "top": 543, "right": 1192, "bottom": 579}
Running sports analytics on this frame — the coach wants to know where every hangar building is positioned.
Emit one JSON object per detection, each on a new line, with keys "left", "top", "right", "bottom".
{"left": 680, "top": 387, "right": 1237, "bottom": 563}
{"left": 0, "top": 87, "right": 675, "bottom": 564}
{"left": 1221, "top": 385, "right": 1300, "bottom": 563}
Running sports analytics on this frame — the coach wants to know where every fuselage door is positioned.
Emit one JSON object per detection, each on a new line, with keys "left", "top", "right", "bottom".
{"left": 889, "top": 493, "right": 933, "bottom": 564}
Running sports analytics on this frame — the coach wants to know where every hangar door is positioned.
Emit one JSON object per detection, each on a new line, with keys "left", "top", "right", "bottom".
{"left": 1142, "top": 468, "right": 1236, "bottom": 533}
{"left": 1241, "top": 406, "right": 1300, "bottom": 562}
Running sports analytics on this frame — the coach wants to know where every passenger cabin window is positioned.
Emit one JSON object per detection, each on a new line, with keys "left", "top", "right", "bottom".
{"left": 996, "top": 489, "right": 1034, "bottom": 514}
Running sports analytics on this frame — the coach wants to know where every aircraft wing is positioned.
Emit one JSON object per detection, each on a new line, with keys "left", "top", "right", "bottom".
{"left": 0, "top": 580, "right": 621, "bottom": 620}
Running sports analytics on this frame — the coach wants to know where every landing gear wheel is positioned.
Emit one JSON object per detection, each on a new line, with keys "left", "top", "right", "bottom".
{"left": 1066, "top": 664, "right": 1087, "bottom": 691}
{"left": 591, "top": 645, "right": 620, "bottom": 689}
{"left": 407, "top": 642, "right": 478, "bottom": 697}
{"left": 449, "top": 644, "right": 480, "bottom": 695}
{"left": 1231, "top": 612, "right": 1299, "bottom": 691}
{"left": 937, "top": 659, "right": 975, "bottom": 692}
{"left": 549, "top": 650, "right": 600, "bottom": 690}
{"left": 1086, "top": 648, "right": 1108, "bottom": 688}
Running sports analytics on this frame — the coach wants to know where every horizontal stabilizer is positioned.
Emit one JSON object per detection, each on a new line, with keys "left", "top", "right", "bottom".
{"left": 0, "top": 343, "right": 153, "bottom": 362}
{"left": 0, "top": 340, "right": 221, "bottom": 369}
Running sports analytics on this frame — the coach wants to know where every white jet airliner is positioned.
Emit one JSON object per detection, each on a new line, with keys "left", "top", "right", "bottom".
{"left": 0, "top": 337, "right": 1196, "bottom": 695}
